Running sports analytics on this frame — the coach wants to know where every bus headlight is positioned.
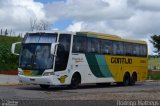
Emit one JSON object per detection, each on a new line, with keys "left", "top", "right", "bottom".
{"left": 18, "top": 70, "right": 23, "bottom": 75}
{"left": 43, "top": 72, "right": 55, "bottom": 76}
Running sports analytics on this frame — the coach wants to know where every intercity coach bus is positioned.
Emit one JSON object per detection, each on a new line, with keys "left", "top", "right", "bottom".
{"left": 11, "top": 31, "right": 148, "bottom": 89}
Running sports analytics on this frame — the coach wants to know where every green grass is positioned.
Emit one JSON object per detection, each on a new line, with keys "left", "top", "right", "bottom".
{"left": 149, "top": 73, "right": 160, "bottom": 80}
{"left": 148, "top": 70, "right": 160, "bottom": 80}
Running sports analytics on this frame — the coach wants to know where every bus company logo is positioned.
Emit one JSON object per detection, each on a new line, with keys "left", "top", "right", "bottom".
{"left": 111, "top": 57, "right": 132, "bottom": 64}
{"left": 58, "top": 75, "right": 68, "bottom": 83}
{"left": 72, "top": 57, "right": 84, "bottom": 63}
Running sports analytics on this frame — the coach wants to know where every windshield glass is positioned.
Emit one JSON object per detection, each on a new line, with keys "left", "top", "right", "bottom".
{"left": 20, "top": 33, "right": 57, "bottom": 70}
{"left": 24, "top": 33, "right": 57, "bottom": 43}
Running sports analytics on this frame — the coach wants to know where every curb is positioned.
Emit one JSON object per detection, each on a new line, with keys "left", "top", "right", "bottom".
{"left": 145, "top": 80, "right": 160, "bottom": 82}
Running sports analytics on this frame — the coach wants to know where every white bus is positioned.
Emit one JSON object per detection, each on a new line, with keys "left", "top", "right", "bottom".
{"left": 12, "top": 31, "right": 148, "bottom": 89}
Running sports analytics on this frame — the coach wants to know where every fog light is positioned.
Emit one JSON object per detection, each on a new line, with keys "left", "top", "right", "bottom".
{"left": 18, "top": 71, "right": 23, "bottom": 75}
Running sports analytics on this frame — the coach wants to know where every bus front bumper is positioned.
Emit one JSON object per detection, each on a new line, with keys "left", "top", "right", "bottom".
{"left": 18, "top": 75, "right": 60, "bottom": 85}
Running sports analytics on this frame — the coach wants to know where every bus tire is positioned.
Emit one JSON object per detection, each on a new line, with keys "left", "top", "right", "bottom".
{"left": 130, "top": 72, "right": 137, "bottom": 85}
{"left": 40, "top": 84, "right": 50, "bottom": 89}
{"left": 69, "top": 73, "right": 81, "bottom": 89}
{"left": 123, "top": 72, "right": 130, "bottom": 86}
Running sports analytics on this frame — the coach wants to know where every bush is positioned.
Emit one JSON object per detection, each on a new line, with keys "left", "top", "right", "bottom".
{"left": 0, "top": 36, "right": 22, "bottom": 71}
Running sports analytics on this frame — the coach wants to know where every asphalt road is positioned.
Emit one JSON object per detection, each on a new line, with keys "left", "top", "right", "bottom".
{"left": 0, "top": 81, "right": 160, "bottom": 106}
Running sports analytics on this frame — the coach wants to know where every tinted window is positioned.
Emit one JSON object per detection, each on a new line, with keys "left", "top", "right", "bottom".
{"left": 132, "top": 44, "right": 140, "bottom": 56}
{"left": 101, "top": 40, "right": 112, "bottom": 54}
{"left": 72, "top": 36, "right": 87, "bottom": 53}
{"left": 55, "top": 34, "right": 71, "bottom": 71}
{"left": 140, "top": 45, "right": 147, "bottom": 57}
{"left": 124, "top": 43, "right": 132, "bottom": 56}
{"left": 113, "top": 41, "right": 124, "bottom": 55}
{"left": 88, "top": 38, "right": 100, "bottom": 53}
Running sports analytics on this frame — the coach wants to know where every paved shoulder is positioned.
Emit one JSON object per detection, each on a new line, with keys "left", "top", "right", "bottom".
{"left": 0, "top": 74, "right": 19, "bottom": 85}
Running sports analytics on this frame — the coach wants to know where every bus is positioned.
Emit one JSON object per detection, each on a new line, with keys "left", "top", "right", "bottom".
{"left": 11, "top": 31, "right": 148, "bottom": 89}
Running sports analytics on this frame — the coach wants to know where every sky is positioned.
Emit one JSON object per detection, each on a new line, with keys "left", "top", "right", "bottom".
{"left": 0, "top": 0, "right": 160, "bottom": 54}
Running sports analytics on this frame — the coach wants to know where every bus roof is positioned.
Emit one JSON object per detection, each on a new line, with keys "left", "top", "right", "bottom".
{"left": 77, "top": 32, "right": 147, "bottom": 45}
{"left": 25, "top": 31, "right": 146, "bottom": 44}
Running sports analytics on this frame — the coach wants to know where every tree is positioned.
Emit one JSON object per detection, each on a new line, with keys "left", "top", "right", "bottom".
{"left": 30, "top": 18, "right": 50, "bottom": 31}
{"left": 36, "top": 20, "right": 50, "bottom": 30}
{"left": 0, "top": 29, "right": 2, "bottom": 35}
{"left": 30, "top": 18, "right": 37, "bottom": 31}
{"left": 150, "top": 35, "right": 160, "bottom": 54}
{"left": 10, "top": 29, "right": 12, "bottom": 36}
{"left": 5, "top": 29, "right": 8, "bottom": 36}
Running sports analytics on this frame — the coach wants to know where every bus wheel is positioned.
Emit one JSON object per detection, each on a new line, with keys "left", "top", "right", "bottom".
{"left": 130, "top": 72, "right": 137, "bottom": 85}
{"left": 40, "top": 84, "right": 50, "bottom": 89}
{"left": 69, "top": 73, "right": 81, "bottom": 89}
{"left": 123, "top": 73, "right": 130, "bottom": 86}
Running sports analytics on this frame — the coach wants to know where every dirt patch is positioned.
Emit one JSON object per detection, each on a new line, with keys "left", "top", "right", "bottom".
{"left": 149, "top": 70, "right": 160, "bottom": 74}
{"left": 0, "top": 70, "right": 18, "bottom": 75}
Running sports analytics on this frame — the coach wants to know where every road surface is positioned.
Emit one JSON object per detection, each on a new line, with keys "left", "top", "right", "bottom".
{"left": 0, "top": 81, "right": 160, "bottom": 106}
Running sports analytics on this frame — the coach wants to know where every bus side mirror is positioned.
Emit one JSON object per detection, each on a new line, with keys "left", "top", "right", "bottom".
{"left": 11, "top": 42, "right": 21, "bottom": 56}
{"left": 51, "top": 43, "right": 59, "bottom": 56}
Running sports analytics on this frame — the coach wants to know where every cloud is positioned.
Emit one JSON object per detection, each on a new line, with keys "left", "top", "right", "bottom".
{"left": 128, "top": 0, "right": 160, "bottom": 11}
{"left": 45, "top": 0, "right": 133, "bottom": 21}
{"left": 0, "top": 0, "right": 47, "bottom": 32}
{"left": 52, "top": 0, "right": 159, "bottom": 54}
{"left": 1, "top": 0, "right": 160, "bottom": 54}
{"left": 66, "top": 21, "right": 83, "bottom": 32}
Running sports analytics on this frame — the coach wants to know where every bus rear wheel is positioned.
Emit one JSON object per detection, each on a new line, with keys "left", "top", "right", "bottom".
{"left": 130, "top": 72, "right": 137, "bottom": 85}
{"left": 69, "top": 73, "right": 81, "bottom": 89}
{"left": 40, "top": 84, "right": 50, "bottom": 89}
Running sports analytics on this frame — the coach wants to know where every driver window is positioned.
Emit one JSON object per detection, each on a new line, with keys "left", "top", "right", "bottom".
{"left": 54, "top": 34, "right": 71, "bottom": 71}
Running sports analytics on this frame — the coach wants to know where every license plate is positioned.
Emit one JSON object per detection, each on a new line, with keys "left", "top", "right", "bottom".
{"left": 30, "top": 78, "right": 35, "bottom": 81}
{"left": 23, "top": 70, "right": 32, "bottom": 76}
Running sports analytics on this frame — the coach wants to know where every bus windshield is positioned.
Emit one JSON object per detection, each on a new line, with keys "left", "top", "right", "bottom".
{"left": 20, "top": 33, "right": 57, "bottom": 70}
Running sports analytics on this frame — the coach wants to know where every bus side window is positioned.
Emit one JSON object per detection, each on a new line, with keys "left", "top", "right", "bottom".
{"left": 101, "top": 40, "right": 112, "bottom": 54}
{"left": 73, "top": 36, "right": 87, "bottom": 53}
{"left": 143, "top": 45, "right": 147, "bottom": 57}
{"left": 113, "top": 41, "right": 123, "bottom": 55}
{"left": 124, "top": 43, "right": 132, "bottom": 56}
{"left": 133, "top": 44, "right": 140, "bottom": 56}
{"left": 140, "top": 45, "right": 147, "bottom": 57}
{"left": 88, "top": 38, "right": 100, "bottom": 54}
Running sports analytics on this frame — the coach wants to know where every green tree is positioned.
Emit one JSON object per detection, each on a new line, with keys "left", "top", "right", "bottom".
{"left": 5, "top": 29, "right": 8, "bottom": 36}
{"left": 150, "top": 35, "right": 160, "bottom": 54}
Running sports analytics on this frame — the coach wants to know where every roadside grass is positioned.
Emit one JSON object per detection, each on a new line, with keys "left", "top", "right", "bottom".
{"left": 149, "top": 72, "right": 160, "bottom": 80}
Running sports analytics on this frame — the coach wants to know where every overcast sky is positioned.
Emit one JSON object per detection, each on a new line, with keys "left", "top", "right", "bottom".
{"left": 0, "top": 0, "right": 160, "bottom": 54}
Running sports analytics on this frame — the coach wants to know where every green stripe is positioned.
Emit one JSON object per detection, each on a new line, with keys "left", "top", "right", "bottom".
{"left": 76, "top": 32, "right": 97, "bottom": 38}
{"left": 95, "top": 55, "right": 112, "bottom": 77}
{"left": 76, "top": 33, "right": 87, "bottom": 37}
{"left": 85, "top": 54, "right": 105, "bottom": 77}
{"left": 31, "top": 70, "right": 44, "bottom": 76}
{"left": 87, "top": 34, "right": 96, "bottom": 38}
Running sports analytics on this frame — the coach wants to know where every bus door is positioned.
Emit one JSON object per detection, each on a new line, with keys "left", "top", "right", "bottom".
{"left": 54, "top": 34, "right": 71, "bottom": 72}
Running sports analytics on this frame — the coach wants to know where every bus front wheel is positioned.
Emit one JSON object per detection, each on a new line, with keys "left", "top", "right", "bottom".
{"left": 40, "top": 84, "right": 50, "bottom": 89}
{"left": 123, "top": 73, "right": 130, "bottom": 86}
{"left": 69, "top": 73, "right": 81, "bottom": 89}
